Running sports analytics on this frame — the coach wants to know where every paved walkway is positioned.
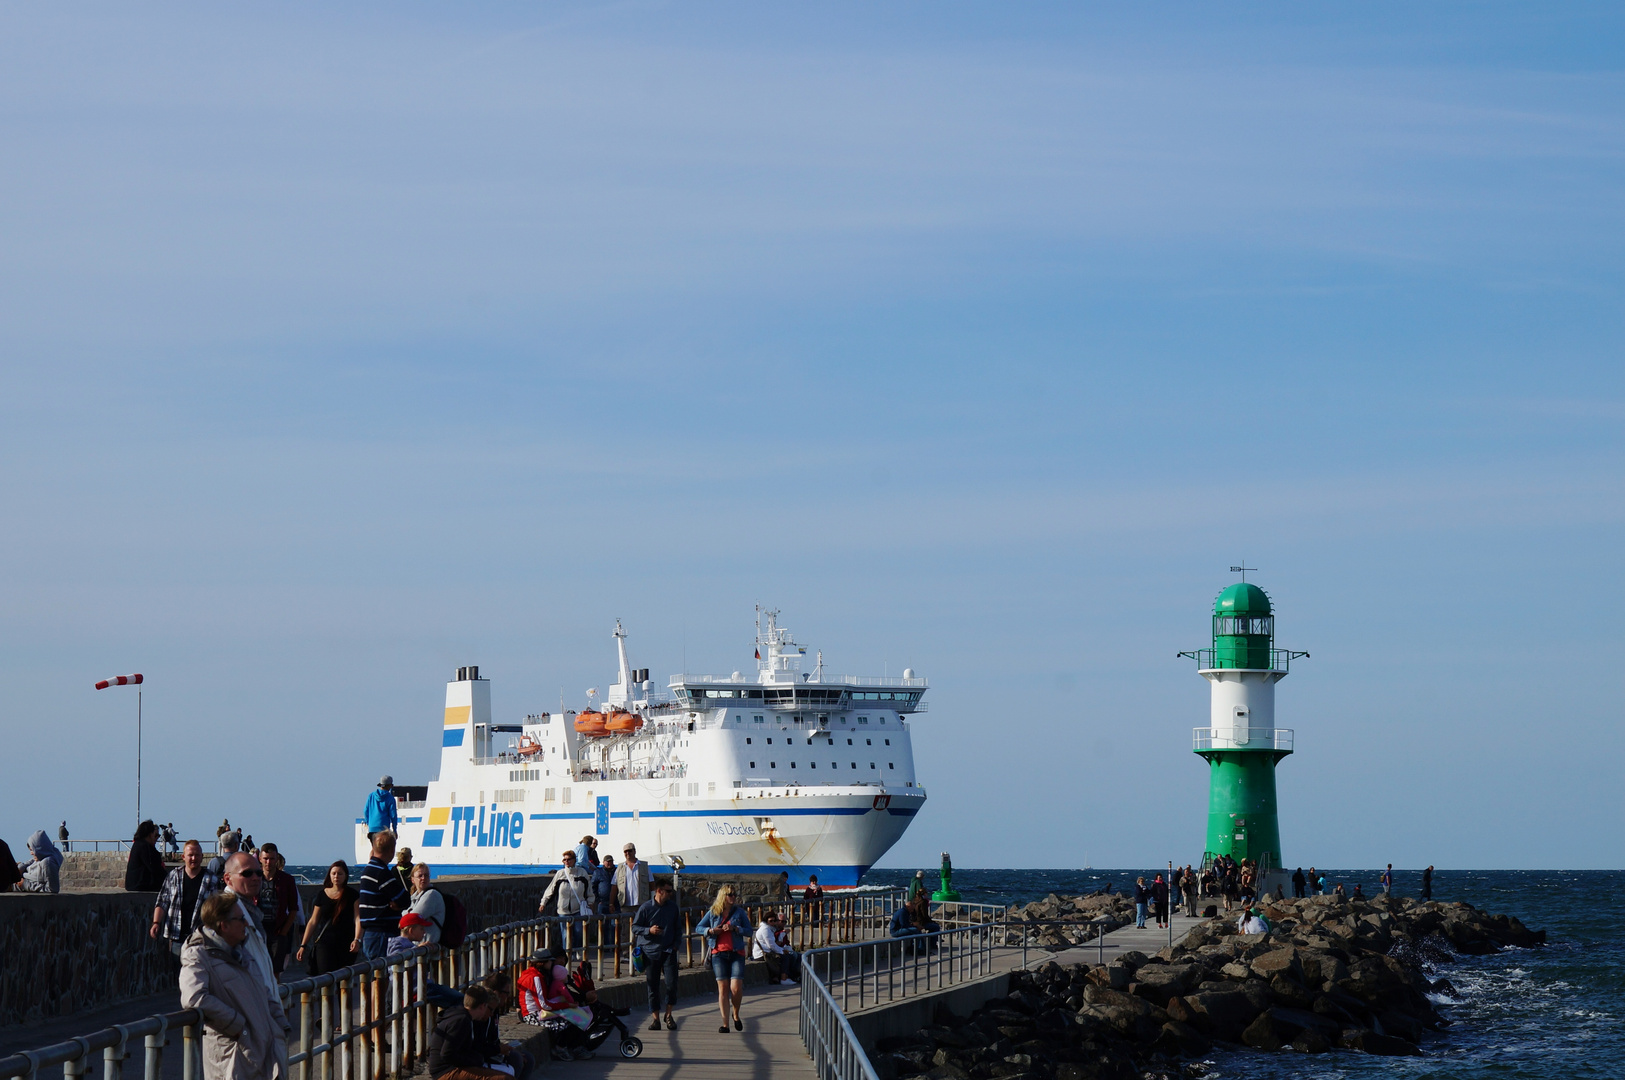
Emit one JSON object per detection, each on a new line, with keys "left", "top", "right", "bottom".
{"left": 557, "top": 978, "right": 814, "bottom": 1079}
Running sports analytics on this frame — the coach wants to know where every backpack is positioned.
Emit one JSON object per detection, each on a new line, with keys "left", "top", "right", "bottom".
{"left": 431, "top": 888, "right": 469, "bottom": 948}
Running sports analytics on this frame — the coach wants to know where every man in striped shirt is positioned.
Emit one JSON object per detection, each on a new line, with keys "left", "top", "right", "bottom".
{"left": 358, "top": 830, "right": 408, "bottom": 960}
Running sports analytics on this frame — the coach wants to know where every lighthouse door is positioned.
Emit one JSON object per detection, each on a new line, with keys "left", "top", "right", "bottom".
{"left": 1231, "top": 816, "right": 1248, "bottom": 860}
{"left": 1231, "top": 705, "right": 1250, "bottom": 747}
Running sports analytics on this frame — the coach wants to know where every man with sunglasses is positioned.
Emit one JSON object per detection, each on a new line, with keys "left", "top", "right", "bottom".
{"left": 222, "top": 851, "right": 284, "bottom": 1003}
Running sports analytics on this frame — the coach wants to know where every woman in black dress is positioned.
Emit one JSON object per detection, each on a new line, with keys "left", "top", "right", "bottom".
{"left": 123, "top": 820, "right": 167, "bottom": 891}
{"left": 296, "top": 860, "right": 361, "bottom": 975}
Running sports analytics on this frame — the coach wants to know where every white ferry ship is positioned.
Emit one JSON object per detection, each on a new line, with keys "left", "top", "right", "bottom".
{"left": 356, "top": 611, "right": 928, "bottom": 888}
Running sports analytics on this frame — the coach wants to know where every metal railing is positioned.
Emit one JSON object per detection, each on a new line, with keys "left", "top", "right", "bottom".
{"left": 0, "top": 889, "right": 909, "bottom": 1080}
{"left": 672, "top": 674, "right": 928, "bottom": 688}
{"left": 1192, "top": 726, "right": 1294, "bottom": 751}
{"left": 799, "top": 909, "right": 1008, "bottom": 1080}
{"left": 1177, "top": 648, "right": 1307, "bottom": 673}
{"left": 60, "top": 840, "right": 221, "bottom": 855}
{"left": 0, "top": 912, "right": 538, "bottom": 1080}
{"left": 796, "top": 899, "right": 1132, "bottom": 1080}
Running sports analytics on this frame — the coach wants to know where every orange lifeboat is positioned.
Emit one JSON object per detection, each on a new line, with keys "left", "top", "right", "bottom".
{"left": 605, "top": 710, "right": 643, "bottom": 735}
{"left": 574, "top": 711, "right": 608, "bottom": 737}
{"left": 515, "top": 734, "right": 543, "bottom": 757}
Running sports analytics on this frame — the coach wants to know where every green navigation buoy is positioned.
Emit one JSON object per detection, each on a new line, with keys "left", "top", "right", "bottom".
{"left": 931, "top": 851, "right": 963, "bottom": 902}
{"left": 1179, "top": 576, "right": 1309, "bottom": 884}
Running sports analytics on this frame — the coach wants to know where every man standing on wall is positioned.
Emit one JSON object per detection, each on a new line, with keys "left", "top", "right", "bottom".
{"left": 365, "top": 776, "right": 400, "bottom": 839}
{"left": 58, "top": 821, "right": 70, "bottom": 853}
{"left": 616, "top": 843, "right": 653, "bottom": 914}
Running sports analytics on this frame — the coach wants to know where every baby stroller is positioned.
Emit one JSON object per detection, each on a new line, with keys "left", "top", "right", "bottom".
{"left": 566, "top": 959, "right": 643, "bottom": 1060}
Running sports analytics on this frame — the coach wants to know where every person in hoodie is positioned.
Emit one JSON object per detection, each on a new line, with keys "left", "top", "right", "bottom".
{"left": 18, "top": 830, "right": 63, "bottom": 893}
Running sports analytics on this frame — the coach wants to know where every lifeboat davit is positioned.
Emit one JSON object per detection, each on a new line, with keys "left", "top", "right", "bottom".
{"left": 515, "top": 734, "right": 543, "bottom": 757}
{"left": 574, "top": 711, "right": 608, "bottom": 737}
{"left": 605, "top": 710, "right": 643, "bottom": 735}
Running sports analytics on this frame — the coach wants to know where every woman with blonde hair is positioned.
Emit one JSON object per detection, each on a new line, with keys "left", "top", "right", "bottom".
{"left": 693, "top": 884, "right": 753, "bottom": 1033}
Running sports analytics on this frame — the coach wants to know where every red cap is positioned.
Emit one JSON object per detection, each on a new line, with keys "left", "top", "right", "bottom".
{"left": 399, "top": 912, "right": 433, "bottom": 929}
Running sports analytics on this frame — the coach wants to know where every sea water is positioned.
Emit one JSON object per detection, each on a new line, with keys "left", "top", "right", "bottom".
{"left": 863, "top": 868, "right": 1625, "bottom": 1077}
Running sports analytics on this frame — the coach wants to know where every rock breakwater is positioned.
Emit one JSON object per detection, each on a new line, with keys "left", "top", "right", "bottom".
{"left": 875, "top": 892, "right": 1544, "bottom": 1078}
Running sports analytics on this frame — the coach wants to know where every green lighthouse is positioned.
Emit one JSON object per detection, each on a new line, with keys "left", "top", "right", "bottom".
{"left": 1180, "top": 579, "right": 1308, "bottom": 874}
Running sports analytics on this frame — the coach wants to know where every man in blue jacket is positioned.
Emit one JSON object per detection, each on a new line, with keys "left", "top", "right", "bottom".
{"left": 365, "top": 775, "right": 399, "bottom": 838}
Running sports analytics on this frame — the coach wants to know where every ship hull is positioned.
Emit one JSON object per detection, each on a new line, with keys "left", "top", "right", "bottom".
{"left": 357, "top": 788, "right": 924, "bottom": 889}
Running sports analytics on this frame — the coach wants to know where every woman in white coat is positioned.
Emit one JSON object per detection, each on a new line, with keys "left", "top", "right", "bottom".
{"left": 181, "top": 892, "right": 291, "bottom": 1080}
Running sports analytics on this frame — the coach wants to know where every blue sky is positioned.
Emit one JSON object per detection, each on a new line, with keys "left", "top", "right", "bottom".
{"left": 2, "top": 3, "right": 1621, "bottom": 870}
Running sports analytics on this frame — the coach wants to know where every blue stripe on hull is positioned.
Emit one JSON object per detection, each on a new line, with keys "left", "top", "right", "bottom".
{"left": 428, "top": 863, "right": 874, "bottom": 888}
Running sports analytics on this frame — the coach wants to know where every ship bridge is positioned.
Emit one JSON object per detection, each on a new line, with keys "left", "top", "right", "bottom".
{"left": 669, "top": 609, "right": 927, "bottom": 714}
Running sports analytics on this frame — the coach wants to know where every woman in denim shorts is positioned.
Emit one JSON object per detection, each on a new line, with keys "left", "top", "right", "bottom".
{"left": 694, "top": 884, "right": 754, "bottom": 1033}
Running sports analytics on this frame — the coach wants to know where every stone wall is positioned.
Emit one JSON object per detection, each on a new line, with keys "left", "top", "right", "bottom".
{"left": 58, "top": 853, "right": 130, "bottom": 891}
{"left": 1, "top": 875, "right": 572, "bottom": 1031}
{"left": 0, "top": 891, "right": 168, "bottom": 1028}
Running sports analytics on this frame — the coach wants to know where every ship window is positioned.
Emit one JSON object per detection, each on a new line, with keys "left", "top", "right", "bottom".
{"left": 880, "top": 718, "right": 886, "bottom": 723}
{"left": 746, "top": 738, "right": 752, "bottom": 744}
{"left": 770, "top": 762, "right": 776, "bottom": 768}
{"left": 858, "top": 717, "right": 868, "bottom": 724}
{"left": 749, "top": 762, "right": 755, "bottom": 769}
{"left": 847, "top": 738, "right": 852, "bottom": 745}
{"left": 545, "top": 788, "right": 555, "bottom": 801}
{"left": 791, "top": 762, "right": 797, "bottom": 769}
{"left": 562, "top": 789, "right": 571, "bottom": 804}
{"left": 869, "top": 763, "right": 875, "bottom": 769}
{"left": 866, "top": 739, "right": 872, "bottom": 745}
{"left": 850, "top": 762, "right": 856, "bottom": 768}
{"left": 806, "top": 738, "right": 813, "bottom": 745}
{"left": 810, "top": 762, "right": 816, "bottom": 769}
{"left": 885, "top": 739, "right": 891, "bottom": 746}
{"left": 708, "top": 782, "right": 716, "bottom": 795}
{"left": 889, "top": 763, "right": 895, "bottom": 769}
{"left": 754, "top": 715, "right": 764, "bottom": 723}
{"left": 767, "top": 738, "right": 773, "bottom": 744}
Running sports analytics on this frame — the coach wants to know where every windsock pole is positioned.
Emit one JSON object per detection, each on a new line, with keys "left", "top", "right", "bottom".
{"left": 95, "top": 674, "right": 145, "bottom": 827}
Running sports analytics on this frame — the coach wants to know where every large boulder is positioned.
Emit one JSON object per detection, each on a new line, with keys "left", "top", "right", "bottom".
{"left": 1249, "top": 947, "right": 1305, "bottom": 982}
{"left": 1153, "top": 1020, "right": 1211, "bottom": 1056}
{"left": 1182, "top": 987, "right": 1266, "bottom": 1041}
{"left": 1129, "top": 963, "right": 1200, "bottom": 1003}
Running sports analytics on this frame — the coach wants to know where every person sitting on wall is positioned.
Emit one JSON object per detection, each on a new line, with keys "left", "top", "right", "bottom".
{"left": 752, "top": 912, "right": 800, "bottom": 984}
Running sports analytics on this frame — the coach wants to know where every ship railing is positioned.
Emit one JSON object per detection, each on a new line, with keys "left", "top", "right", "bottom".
{"left": 672, "top": 673, "right": 928, "bottom": 688}
{"left": 569, "top": 763, "right": 689, "bottom": 782}
{"left": 0, "top": 889, "right": 912, "bottom": 1080}
{"left": 1192, "top": 727, "right": 1294, "bottom": 751}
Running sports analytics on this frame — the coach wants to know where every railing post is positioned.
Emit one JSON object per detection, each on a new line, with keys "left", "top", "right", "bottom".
{"left": 103, "top": 1027, "right": 128, "bottom": 1080}
{"left": 298, "top": 991, "right": 312, "bottom": 1080}
{"left": 180, "top": 1019, "right": 198, "bottom": 1080}
{"left": 338, "top": 973, "right": 352, "bottom": 1080}
{"left": 320, "top": 981, "right": 334, "bottom": 1080}
{"left": 143, "top": 1019, "right": 165, "bottom": 1080}
{"left": 67, "top": 1037, "right": 92, "bottom": 1080}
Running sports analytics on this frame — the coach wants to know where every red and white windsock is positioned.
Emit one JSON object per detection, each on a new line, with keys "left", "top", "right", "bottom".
{"left": 95, "top": 673, "right": 144, "bottom": 690}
